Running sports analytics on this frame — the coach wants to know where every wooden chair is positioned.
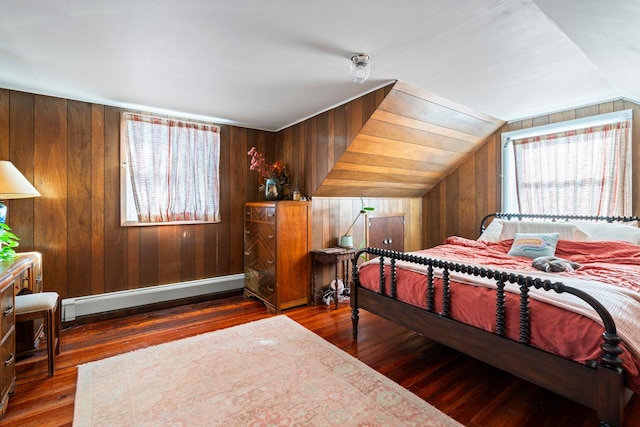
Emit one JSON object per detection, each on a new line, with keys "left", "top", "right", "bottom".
{"left": 14, "top": 292, "right": 61, "bottom": 376}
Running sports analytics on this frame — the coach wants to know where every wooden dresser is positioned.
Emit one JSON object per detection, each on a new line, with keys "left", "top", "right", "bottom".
{"left": 0, "top": 252, "right": 42, "bottom": 418}
{"left": 243, "top": 201, "right": 311, "bottom": 313}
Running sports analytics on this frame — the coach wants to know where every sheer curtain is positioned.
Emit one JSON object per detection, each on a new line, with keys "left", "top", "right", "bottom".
{"left": 122, "top": 113, "right": 220, "bottom": 224}
{"left": 511, "top": 120, "right": 631, "bottom": 216}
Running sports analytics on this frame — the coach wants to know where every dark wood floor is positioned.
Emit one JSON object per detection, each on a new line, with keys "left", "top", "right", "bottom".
{"left": 2, "top": 295, "right": 639, "bottom": 427}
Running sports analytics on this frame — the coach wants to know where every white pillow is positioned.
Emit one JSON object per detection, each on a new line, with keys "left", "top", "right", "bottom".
{"left": 498, "top": 220, "right": 589, "bottom": 241}
{"left": 477, "top": 219, "right": 502, "bottom": 242}
{"left": 571, "top": 222, "right": 640, "bottom": 244}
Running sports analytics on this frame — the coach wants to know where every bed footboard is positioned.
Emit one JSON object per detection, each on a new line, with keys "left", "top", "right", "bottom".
{"left": 350, "top": 247, "right": 627, "bottom": 427}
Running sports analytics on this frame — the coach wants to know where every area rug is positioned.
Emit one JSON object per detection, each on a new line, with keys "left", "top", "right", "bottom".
{"left": 73, "top": 315, "right": 462, "bottom": 426}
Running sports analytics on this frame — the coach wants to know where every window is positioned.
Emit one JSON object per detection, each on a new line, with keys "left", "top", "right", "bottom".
{"left": 121, "top": 112, "right": 221, "bottom": 226}
{"left": 502, "top": 110, "right": 632, "bottom": 216}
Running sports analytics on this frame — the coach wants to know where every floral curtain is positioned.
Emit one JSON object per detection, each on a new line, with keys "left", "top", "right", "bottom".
{"left": 122, "top": 112, "right": 220, "bottom": 223}
{"left": 511, "top": 119, "right": 632, "bottom": 217}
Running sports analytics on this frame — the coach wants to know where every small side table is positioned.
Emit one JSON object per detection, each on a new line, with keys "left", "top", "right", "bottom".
{"left": 310, "top": 247, "right": 357, "bottom": 309}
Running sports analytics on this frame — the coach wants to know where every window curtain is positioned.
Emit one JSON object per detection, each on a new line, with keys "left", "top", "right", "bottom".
{"left": 122, "top": 113, "right": 221, "bottom": 223}
{"left": 511, "top": 120, "right": 631, "bottom": 217}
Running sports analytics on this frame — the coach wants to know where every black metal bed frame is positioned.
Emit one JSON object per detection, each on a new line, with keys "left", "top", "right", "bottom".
{"left": 350, "top": 213, "right": 640, "bottom": 427}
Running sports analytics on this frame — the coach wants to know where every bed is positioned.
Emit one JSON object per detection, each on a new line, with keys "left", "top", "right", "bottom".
{"left": 350, "top": 213, "right": 640, "bottom": 427}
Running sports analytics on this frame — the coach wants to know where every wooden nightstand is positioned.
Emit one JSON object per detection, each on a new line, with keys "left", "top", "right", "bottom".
{"left": 310, "top": 247, "right": 357, "bottom": 308}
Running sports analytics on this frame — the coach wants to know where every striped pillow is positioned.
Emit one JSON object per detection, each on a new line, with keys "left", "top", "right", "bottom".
{"left": 507, "top": 233, "right": 560, "bottom": 258}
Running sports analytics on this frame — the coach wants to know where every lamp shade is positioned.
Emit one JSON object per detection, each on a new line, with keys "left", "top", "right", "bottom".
{"left": 0, "top": 161, "right": 40, "bottom": 200}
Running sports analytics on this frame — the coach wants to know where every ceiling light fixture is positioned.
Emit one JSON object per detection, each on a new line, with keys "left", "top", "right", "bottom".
{"left": 350, "top": 54, "right": 370, "bottom": 84}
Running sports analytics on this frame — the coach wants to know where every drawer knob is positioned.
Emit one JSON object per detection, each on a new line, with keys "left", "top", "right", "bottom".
{"left": 244, "top": 251, "right": 251, "bottom": 256}
{"left": 4, "top": 353, "right": 14, "bottom": 367}
{"left": 3, "top": 305, "right": 13, "bottom": 317}
{"left": 268, "top": 260, "right": 275, "bottom": 265}
{"left": 268, "top": 235, "right": 274, "bottom": 239}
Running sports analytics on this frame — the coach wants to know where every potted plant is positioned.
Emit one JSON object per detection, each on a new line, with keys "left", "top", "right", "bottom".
{"left": 339, "top": 198, "right": 374, "bottom": 248}
{"left": 0, "top": 223, "right": 19, "bottom": 262}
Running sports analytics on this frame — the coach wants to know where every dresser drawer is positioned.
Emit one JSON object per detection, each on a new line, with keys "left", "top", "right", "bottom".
{"left": 0, "top": 281, "right": 14, "bottom": 339}
{"left": 0, "top": 326, "right": 15, "bottom": 399}
{"left": 245, "top": 223, "right": 276, "bottom": 258}
{"left": 244, "top": 266, "right": 276, "bottom": 303}
{"left": 245, "top": 205, "right": 276, "bottom": 223}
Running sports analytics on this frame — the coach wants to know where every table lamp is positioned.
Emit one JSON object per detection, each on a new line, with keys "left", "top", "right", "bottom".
{"left": 0, "top": 160, "right": 41, "bottom": 223}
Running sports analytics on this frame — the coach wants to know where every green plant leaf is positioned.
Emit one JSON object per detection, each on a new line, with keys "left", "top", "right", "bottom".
{"left": 0, "top": 223, "right": 20, "bottom": 262}
{"left": 1, "top": 231, "right": 19, "bottom": 240}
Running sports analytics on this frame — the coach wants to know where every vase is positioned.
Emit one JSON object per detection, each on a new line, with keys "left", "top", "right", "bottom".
{"left": 265, "top": 178, "right": 280, "bottom": 201}
{"left": 339, "top": 235, "right": 354, "bottom": 248}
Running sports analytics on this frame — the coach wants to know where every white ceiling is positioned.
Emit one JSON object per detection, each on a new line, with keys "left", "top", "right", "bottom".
{"left": 1, "top": 0, "right": 639, "bottom": 131}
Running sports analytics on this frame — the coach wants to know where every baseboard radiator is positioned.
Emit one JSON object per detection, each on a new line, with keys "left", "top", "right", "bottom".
{"left": 61, "top": 274, "right": 244, "bottom": 322}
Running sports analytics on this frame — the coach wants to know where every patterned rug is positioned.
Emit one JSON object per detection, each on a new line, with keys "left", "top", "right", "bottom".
{"left": 74, "top": 315, "right": 461, "bottom": 426}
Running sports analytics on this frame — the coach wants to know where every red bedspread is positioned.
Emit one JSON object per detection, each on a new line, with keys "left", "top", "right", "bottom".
{"left": 357, "top": 237, "right": 640, "bottom": 392}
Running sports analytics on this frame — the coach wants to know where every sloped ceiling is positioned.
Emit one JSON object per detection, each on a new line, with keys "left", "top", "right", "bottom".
{"left": 315, "top": 81, "right": 504, "bottom": 197}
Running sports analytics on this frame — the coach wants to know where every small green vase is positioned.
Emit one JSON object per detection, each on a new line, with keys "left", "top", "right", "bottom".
{"left": 265, "top": 178, "right": 280, "bottom": 201}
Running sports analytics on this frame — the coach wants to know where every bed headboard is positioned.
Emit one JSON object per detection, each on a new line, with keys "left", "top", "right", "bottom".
{"left": 479, "top": 212, "right": 640, "bottom": 235}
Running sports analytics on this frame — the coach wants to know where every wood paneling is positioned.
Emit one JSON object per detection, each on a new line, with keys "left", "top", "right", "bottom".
{"left": 8, "top": 92, "right": 35, "bottom": 251}
{"left": 424, "top": 98, "right": 639, "bottom": 246}
{"left": 8, "top": 83, "right": 634, "bottom": 304}
{"left": 34, "top": 95, "right": 68, "bottom": 297}
{"left": 276, "top": 85, "right": 392, "bottom": 199}
{"left": 0, "top": 90, "right": 274, "bottom": 300}
{"left": 274, "top": 85, "right": 424, "bottom": 286}
{"left": 67, "top": 100, "right": 92, "bottom": 297}
{"left": 103, "top": 106, "right": 126, "bottom": 294}
{"left": 310, "top": 197, "right": 421, "bottom": 290}
{"left": 0, "top": 90, "right": 8, "bottom": 160}
{"left": 0, "top": 84, "right": 412, "bottom": 301}
{"left": 90, "top": 104, "right": 105, "bottom": 295}
{"left": 318, "top": 81, "right": 504, "bottom": 198}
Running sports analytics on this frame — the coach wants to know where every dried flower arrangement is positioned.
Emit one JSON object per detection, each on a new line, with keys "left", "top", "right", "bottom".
{"left": 247, "top": 147, "right": 288, "bottom": 187}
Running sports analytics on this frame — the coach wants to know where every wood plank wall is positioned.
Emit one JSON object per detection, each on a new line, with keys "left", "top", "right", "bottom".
{"left": 306, "top": 196, "right": 423, "bottom": 301}
{"left": 318, "top": 81, "right": 503, "bottom": 198}
{"left": 10, "top": 83, "right": 627, "bottom": 301}
{"left": 0, "top": 85, "right": 406, "bottom": 301}
{"left": 424, "top": 99, "right": 640, "bottom": 248}
{"left": 271, "top": 84, "right": 424, "bottom": 291}
{"left": 0, "top": 89, "right": 274, "bottom": 299}
{"left": 273, "top": 85, "right": 423, "bottom": 243}
{"left": 310, "top": 197, "right": 422, "bottom": 252}
{"left": 275, "top": 85, "right": 392, "bottom": 197}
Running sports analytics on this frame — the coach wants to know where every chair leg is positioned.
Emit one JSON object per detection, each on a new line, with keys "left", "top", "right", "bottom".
{"left": 46, "top": 310, "right": 54, "bottom": 376}
{"left": 54, "top": 302, "right": 61, "bottom": 355}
